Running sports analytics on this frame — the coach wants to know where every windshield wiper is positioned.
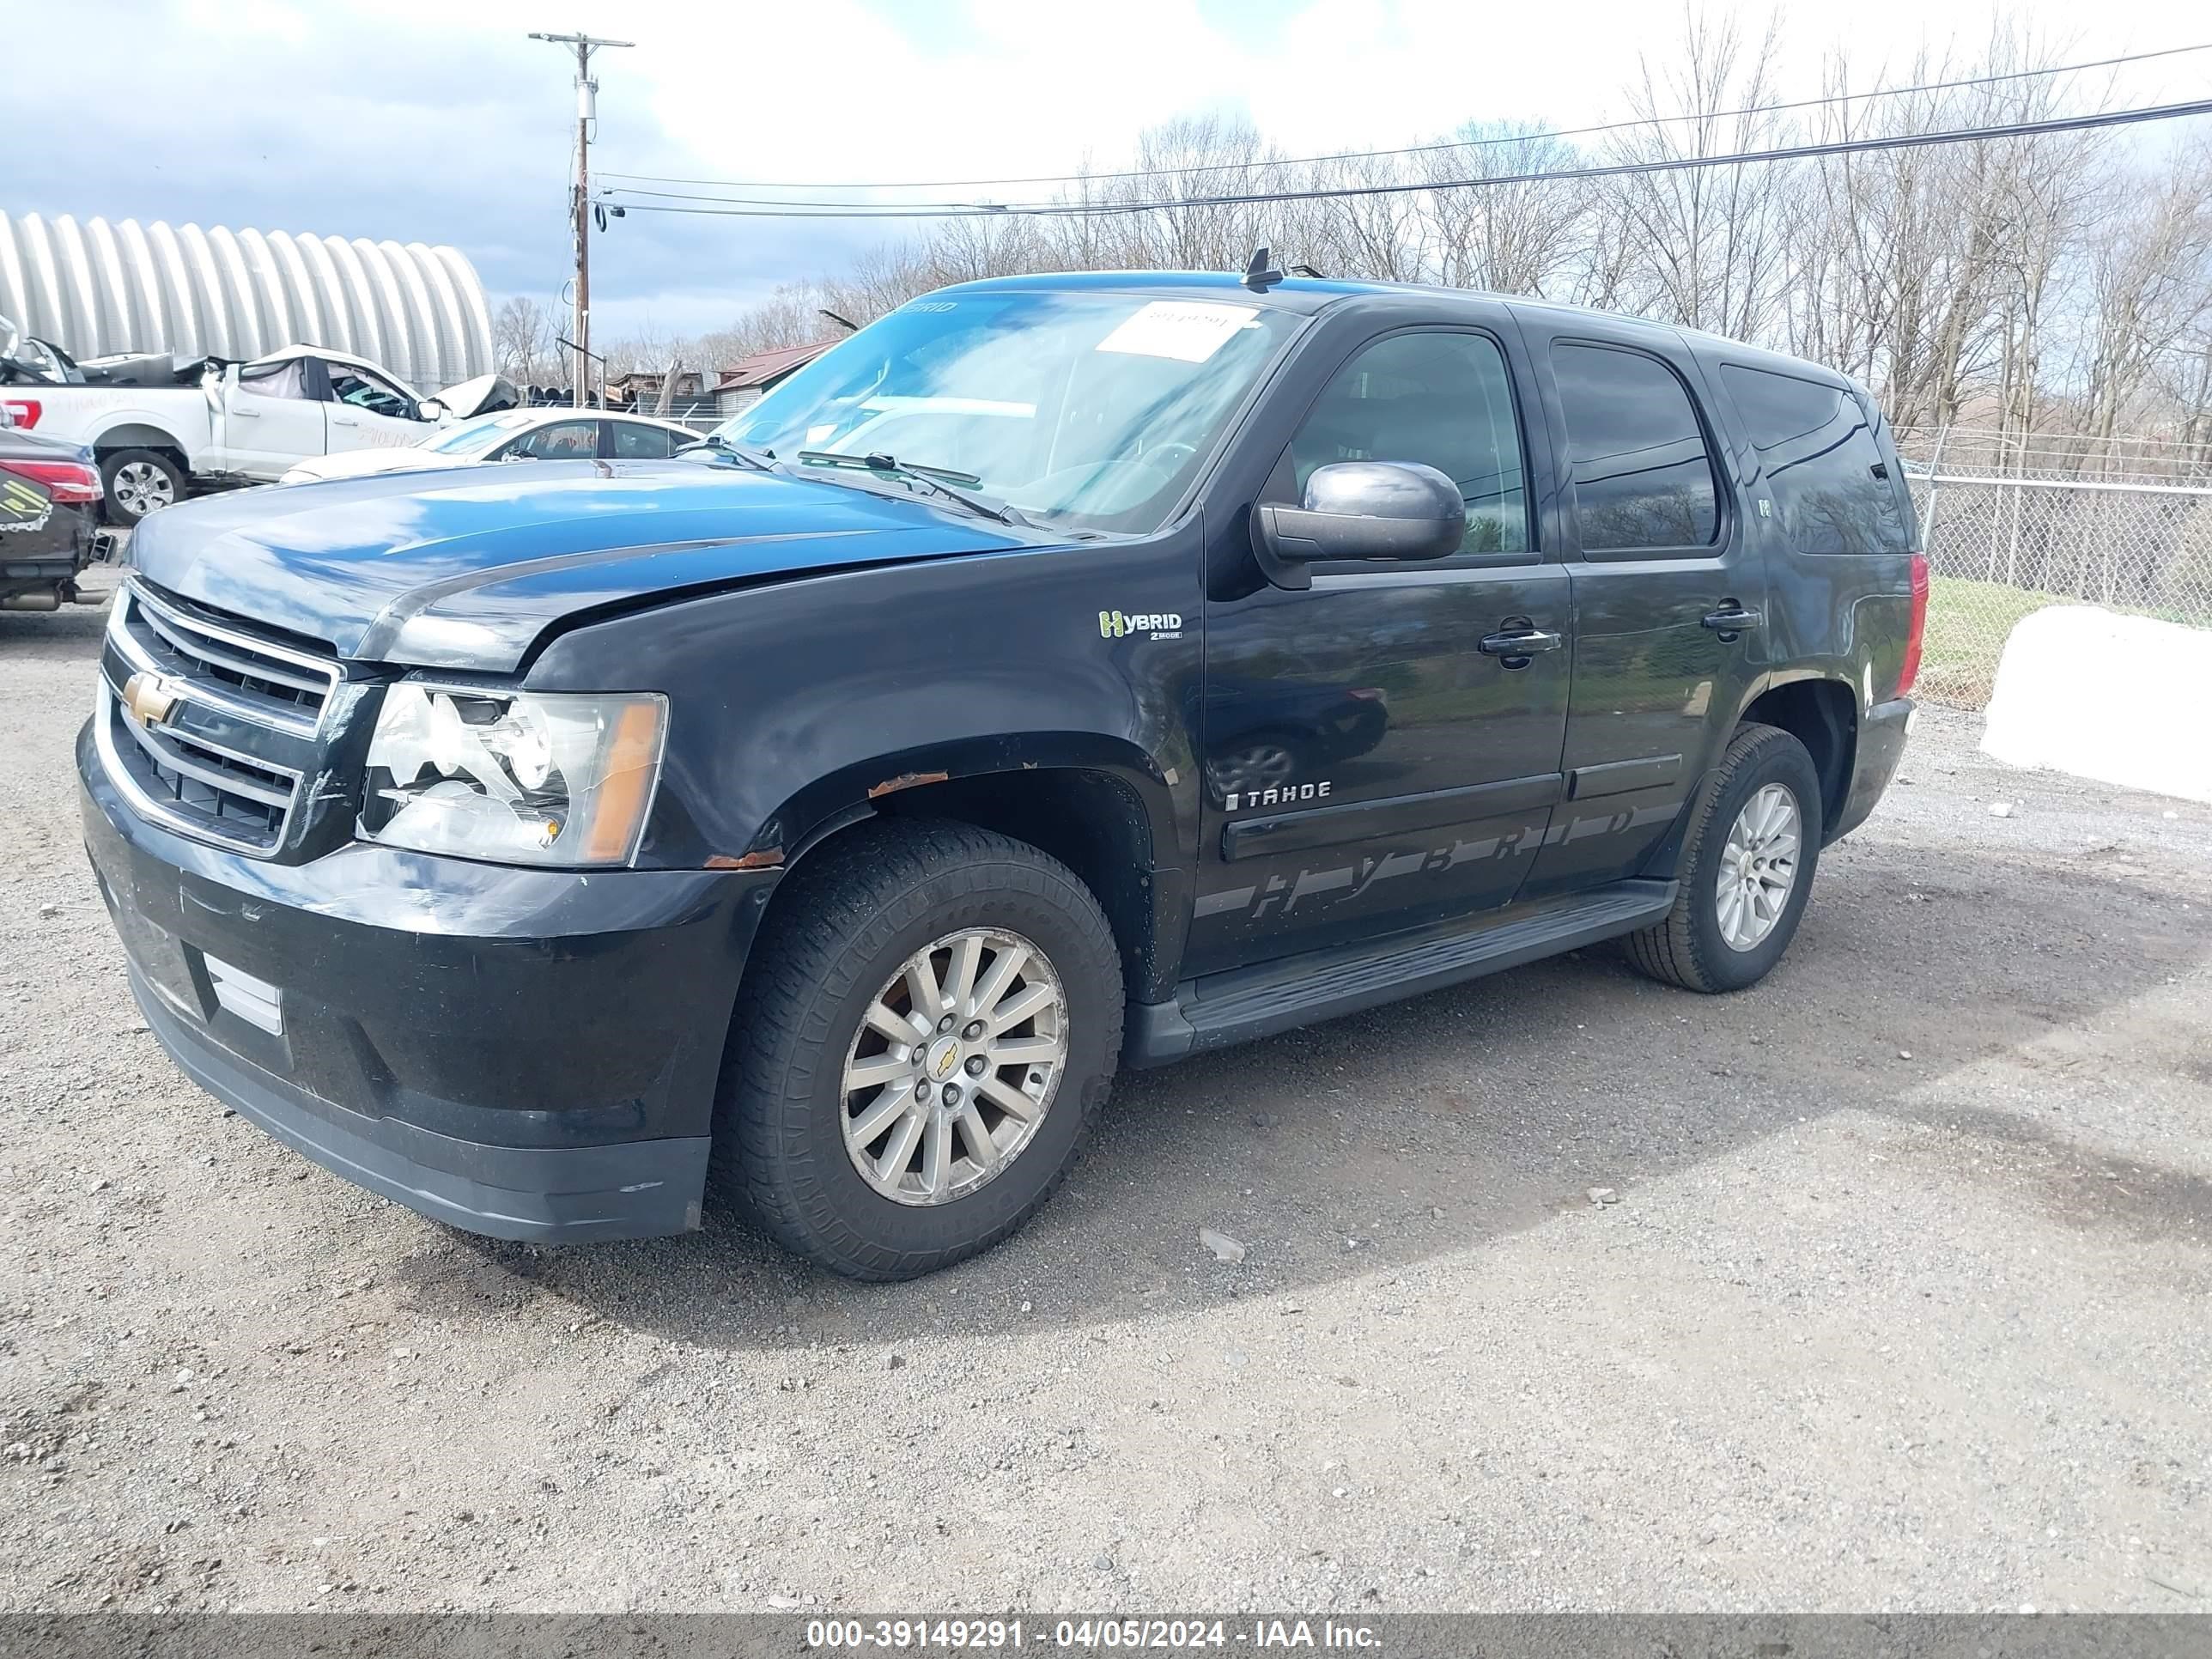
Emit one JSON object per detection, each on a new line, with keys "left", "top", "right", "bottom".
{"left": 674, "top": 433, "right": 776, "bottom": 471}
{"left": 795, "top": 449, "right": 1031, "bottom": 527}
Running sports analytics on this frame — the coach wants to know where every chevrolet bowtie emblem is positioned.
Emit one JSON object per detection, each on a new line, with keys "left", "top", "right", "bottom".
{"left": 122, "top": 670, "right": 185, "bottom": 727}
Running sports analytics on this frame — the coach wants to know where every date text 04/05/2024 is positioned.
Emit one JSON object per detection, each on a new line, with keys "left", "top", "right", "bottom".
{"left": 804, "top": 1617, "right": 1382, "bottom": 1650}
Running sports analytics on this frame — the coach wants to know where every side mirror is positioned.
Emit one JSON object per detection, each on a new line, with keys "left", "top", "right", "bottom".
{"left": 416, "top": 398, "right": 447, "bottom": 422}
{"left": 1253, "top": 461, "right": 1465, "bottom": 590}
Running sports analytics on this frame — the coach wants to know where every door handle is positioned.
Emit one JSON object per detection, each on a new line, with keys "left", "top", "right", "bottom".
{"left": 1479, "top": 627, "right": 1564, "bottom": 660}
{"left": 1702, "top": 605, "right": 1762, "bottom": 635}
{"left": 230, "top": 407, "right": 260, "bottom": 418}
{"left": 331, "top": 416, "right": 358, "bottom": 428}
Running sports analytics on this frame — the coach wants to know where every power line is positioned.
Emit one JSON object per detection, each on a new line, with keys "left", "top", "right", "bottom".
{"left": 605, "top": 97, "right": 2212, "bottom": 222}
{"left": 598, "top": 40, "right": 2212, "bottom": 195}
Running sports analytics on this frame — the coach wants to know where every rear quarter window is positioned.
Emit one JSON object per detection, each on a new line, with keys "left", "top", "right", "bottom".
{"left": 1720, "top": 364, "right": 1911, "bottom": 554}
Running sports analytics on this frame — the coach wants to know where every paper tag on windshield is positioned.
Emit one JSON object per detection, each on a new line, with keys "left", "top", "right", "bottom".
{"left": 1095, "top": 301, "right": 1261, "bottom": 363}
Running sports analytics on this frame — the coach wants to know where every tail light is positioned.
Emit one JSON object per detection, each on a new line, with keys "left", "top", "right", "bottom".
{"left": 2, "top": 459, "right": 103, "bottom": 503}
{"left": 1, "top": 398, "right": 40, "bottom": 429}
{"left": 1896, "top": 550, "right": 1929, "bottom": 697}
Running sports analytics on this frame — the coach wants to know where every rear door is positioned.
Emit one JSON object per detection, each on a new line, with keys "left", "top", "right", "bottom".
{"left": 1512, "top": 319, "right": 1766, "bottom": 900}
{"left": 215, "top": 357, "right": 325, "bottom": 477}
{"left": 607, "top": 418, "right": 684, "bottom": 459}
{"left": 1189, "top": 320, "right": 1572, "bottom": 975}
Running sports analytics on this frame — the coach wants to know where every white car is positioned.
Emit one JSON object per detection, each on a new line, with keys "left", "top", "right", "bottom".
{"left": 280, "top": 408, "right": 702, "bottom": 485}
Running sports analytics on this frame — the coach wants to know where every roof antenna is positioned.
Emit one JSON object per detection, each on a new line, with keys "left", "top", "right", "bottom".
{"left": 1242, "top": 246, "right": 1285, "bottom": 293}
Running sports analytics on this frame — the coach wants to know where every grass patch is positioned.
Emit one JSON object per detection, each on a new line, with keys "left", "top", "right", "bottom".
{"left": 1919, "top": 576, "right": 2072, "bottom": 706}
{"left": 1920, "top": 576, "right": 2207, "bottom": 707}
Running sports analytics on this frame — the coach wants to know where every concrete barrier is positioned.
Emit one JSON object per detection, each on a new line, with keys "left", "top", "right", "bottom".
{"left": 1981, "top": 605, "right": 2212, "bottom": 804}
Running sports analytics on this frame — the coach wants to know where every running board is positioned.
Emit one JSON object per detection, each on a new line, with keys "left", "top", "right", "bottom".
{"left": 1125, "top": 879, "right": 1676, "bottom": 1066}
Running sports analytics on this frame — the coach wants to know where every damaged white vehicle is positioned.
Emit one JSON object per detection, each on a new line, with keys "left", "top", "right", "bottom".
{"left": 0, "top": 319, "right": 514, "bottom": 524}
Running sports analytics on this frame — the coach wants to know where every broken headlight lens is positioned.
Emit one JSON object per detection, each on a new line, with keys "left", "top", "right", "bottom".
{"left": 359, "top": 685, "right": 666, "bottom": 866}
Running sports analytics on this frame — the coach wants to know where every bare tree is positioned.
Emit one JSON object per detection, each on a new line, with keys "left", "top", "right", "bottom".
{"left": 1599, "top": 9, "right": 1793, "bottom": 341}
{"left": 624, "top": 14, "right": 2212, "bottom": 472}
{"left": 1420, "top": 124, "right": 1587, "bottom": 296}
{"left": 491, "top": 295, "right": 555, "bottom": 386}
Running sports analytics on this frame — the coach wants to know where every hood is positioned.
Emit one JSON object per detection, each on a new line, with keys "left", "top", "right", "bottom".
{"left": 433, "top": 371, "right": 519, "bottom": 419}
{"left": 284, "top": 447, "right": 454, "bottom": 483}
{"left": 127, "top": 459, "right": 1050, "bottom": 672}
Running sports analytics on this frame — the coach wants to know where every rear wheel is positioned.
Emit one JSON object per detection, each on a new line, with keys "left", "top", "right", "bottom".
{"left": 1625, "top": 723, "right": 1823, "bottom": 994}
{"left": 100, "top": 449, "right": 184, "bottom": 525}
{"left": 712, "top": 819, "right": 1122, "bottom": 1279}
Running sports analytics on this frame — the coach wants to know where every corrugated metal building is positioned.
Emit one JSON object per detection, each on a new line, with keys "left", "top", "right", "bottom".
{"left": 0, "top": 211, "right": 494, "bottom": 390}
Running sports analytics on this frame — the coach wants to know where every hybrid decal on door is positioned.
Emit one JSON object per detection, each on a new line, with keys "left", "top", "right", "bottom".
{"left": 1194, "top": 800, "right": 1684, "bottom": 920}
{"left": 1098, "top": 609, "right": 1183, "bottom": 641}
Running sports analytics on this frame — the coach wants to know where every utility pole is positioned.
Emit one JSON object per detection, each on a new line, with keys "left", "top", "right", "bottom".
{"left": 529, "top": 30, "right": 632, "bottom": 408}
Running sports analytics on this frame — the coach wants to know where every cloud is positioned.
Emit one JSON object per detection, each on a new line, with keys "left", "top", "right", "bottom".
{"left": 9, "top": 0, "right": 2200, "bottom": 349}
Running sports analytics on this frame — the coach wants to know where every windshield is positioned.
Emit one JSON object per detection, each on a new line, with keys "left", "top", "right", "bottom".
{"left": 422, "top": 411, "right": 533, "bottom": 456}
{"left": 710, "top": 290, "right": 1304, "bottom": 533}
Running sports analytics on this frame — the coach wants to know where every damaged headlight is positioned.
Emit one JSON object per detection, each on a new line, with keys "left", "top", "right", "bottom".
{"left": 359, "top": 684, "right": 667, "bottom": 866}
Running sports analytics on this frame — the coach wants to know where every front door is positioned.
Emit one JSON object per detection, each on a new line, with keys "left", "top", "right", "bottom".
{"left": 495, "top": 417, "right": 603, "bottom": 463}
{"left": 1188, "top": 325, "right": 1572, "bottom": 975}
{"left": 1513, "top": 323, "right": 1768, "bottom": 899}
{"left": 317, "top": 358, "right": 435, "bottom": 459}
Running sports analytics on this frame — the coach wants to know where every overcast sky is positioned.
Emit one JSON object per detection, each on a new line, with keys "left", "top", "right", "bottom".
{"left": 9, "top": 0, "right": 2208, "bottom": 346}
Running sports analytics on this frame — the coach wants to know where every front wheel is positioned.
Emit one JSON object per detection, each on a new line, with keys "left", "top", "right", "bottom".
{"left": 712, "top": 819, "right": 1123, "bottom": 1279}
{"left": 1625, "top": 722, "right": 1824, "bottom": 994}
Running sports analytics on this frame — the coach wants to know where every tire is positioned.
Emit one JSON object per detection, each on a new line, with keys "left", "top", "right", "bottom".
{"left": 711, "top": 818, "right": 1123, "bottom": 1280}
{"left": 1624, "top": 722, "right": 1824, "bottom": 994}
{"left": 100, "top": 449, "right": 185, "bottom": 526}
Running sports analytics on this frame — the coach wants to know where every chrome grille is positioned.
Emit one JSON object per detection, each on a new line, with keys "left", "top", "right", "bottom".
{"left": 98, "top": 580, "right": 340, "bottom": 856}
{"left": 114, "top": 582, "right": 334, "bottom": 732}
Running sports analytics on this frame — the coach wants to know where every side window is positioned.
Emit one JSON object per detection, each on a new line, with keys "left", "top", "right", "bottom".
{"left": 1551, "top": 343, "right": 1718, "bottom": 552}
{"left": 501, "top": 420, "right": 600, "bottom": 461}
{"left": 323, "top": 362, "right": 416, "bottom": 421}
{"left": 1286, "top": 331, "right": 1529, "bottom": 555}
{"left": 1719, "top": 365, "right": 1910, "bottom": 554}
{"left": 236, "top": 358, "right": 310, "bottom": 400}
{"left": 610, "top": 421, "right": 678, "bottom": 459}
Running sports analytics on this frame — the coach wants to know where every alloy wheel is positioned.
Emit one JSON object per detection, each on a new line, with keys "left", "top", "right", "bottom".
{"left": 839, "top": 927, "right": 1068, "bottom": 1206}
{"left": 112, "top": 461, "right": 174, "bottom": 517}
{"left": 1715, "top": 781, "right": 1802, "bottom": 951}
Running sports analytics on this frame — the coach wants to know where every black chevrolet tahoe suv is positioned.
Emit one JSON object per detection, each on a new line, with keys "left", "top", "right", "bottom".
{"left": 79, "top": 268, "right": 1923, "bottom": 1279}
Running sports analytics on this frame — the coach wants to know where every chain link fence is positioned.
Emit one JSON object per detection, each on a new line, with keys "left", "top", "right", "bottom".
{"left": 1893, "top": 427, "right": 2212, "bottom": 706}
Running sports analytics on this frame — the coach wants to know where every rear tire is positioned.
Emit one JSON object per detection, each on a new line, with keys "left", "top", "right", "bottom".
{"left": 100, "top": 449, "right": 185, "bottom": 525}
{"left": 1625, "top": 722, "right": 1823, "bottom": 994}
{"left": 711, "top": 818, "right": 1122, "bottom": 1279}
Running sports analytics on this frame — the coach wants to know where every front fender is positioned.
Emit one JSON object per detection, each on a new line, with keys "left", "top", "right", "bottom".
{"left": 763, "top": 731, "right": 1176, "bottom": 869}
{"left": 520, "top": 528, "right": 1206, "bottom": 875}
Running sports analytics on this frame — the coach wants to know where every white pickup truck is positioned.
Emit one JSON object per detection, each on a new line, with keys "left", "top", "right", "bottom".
{"left": 0, "top": 330, "right": 508, "bottom": 524}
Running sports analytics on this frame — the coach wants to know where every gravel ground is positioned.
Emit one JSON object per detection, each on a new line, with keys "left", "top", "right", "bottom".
{"left": 3, "top": 567, "right": 2209, "bottom": 1614}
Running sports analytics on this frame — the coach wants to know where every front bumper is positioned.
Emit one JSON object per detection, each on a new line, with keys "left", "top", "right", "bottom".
{"left": 79, "top": 721, "right": 777, "bottom": 1242}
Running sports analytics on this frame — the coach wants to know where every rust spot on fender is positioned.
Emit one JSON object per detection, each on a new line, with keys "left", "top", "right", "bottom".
{"left": 707, "top": 849, "right": 784, "bottom": 870}
{"left": 868, "top": 770, "right": 950, "bottom": 799}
